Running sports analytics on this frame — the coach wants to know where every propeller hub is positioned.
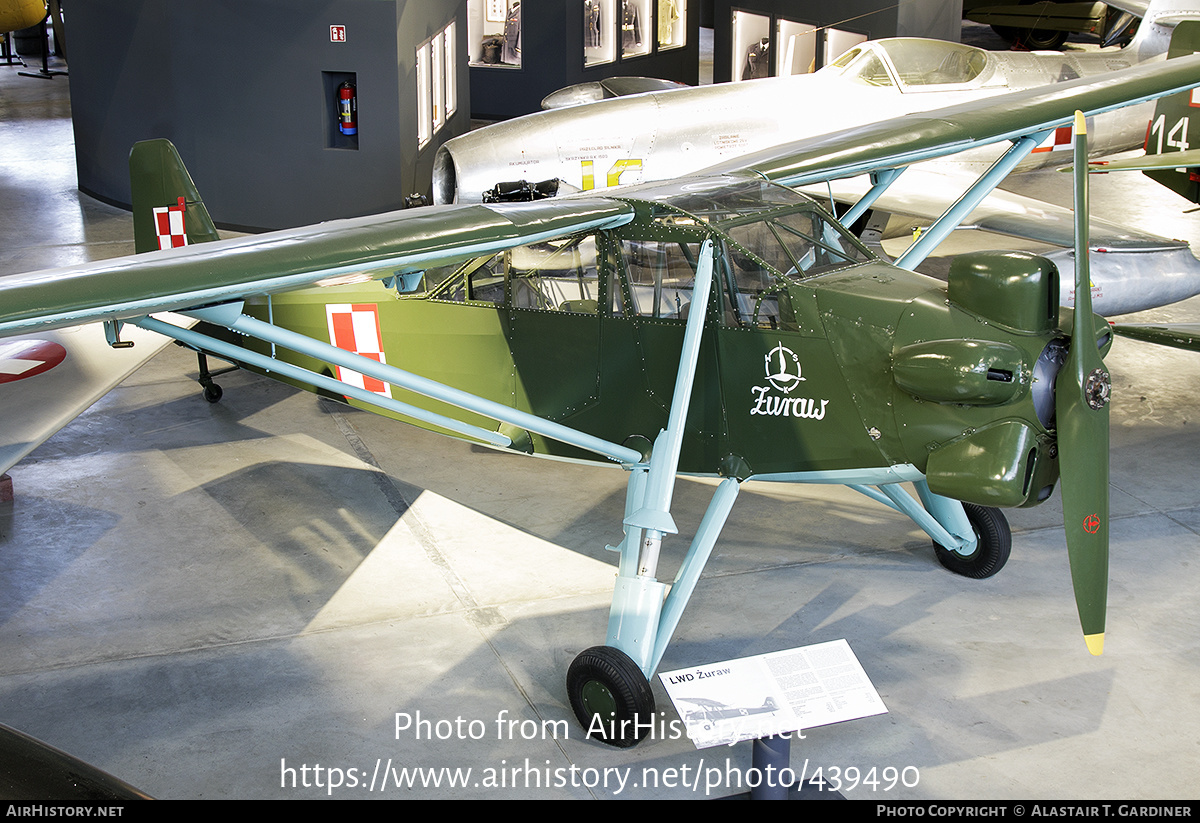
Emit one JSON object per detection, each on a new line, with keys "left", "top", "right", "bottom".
{"left": 1084, "top": 368, "right": 1111, "bottom": 410}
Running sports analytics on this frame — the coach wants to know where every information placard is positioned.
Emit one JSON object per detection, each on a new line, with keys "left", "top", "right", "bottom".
{"left": 658, "top": 639, "right": 886, "bottom": 748}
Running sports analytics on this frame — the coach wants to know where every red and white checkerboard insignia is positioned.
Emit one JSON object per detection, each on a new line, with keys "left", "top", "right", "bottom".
{"left": 152, "top": 196, "right": 189, "bottom": 250}
{"left": 0, "top": 339, "right": 67, "bottom": 384}
{"left": 1032, "top": 125, "right": 1075, "bottom": 153}
{"left": 325, "top": 303, "right": 392, "bottom": 398}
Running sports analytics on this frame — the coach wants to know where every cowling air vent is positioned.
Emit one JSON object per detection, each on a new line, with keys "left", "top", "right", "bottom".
{"left": 948, "top": 251, "right": 1059, "bottom": 334}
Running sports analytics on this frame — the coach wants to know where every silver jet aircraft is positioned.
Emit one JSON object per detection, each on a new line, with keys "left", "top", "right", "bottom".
{"left": 434, "top": 0, "right": 1200, "bottom": 316}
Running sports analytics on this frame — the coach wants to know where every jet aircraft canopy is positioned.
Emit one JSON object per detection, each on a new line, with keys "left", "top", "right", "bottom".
{"left": 826, "top": 39, "right": 993, "bottom": 91}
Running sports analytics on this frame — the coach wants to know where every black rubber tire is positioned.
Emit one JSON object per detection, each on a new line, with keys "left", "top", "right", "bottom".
{"left": 202, "top": 383, "right": 223, "bottom": 403}
{"left": 933, "top": 503, "right": 1011, "bottom": 579}
{"left": 567, "top": 645, "right": 655, "bottom": 748}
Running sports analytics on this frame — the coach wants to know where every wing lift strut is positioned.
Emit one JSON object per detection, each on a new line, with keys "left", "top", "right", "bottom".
{"left": 116, "top": 241, "right": 734, "bottom": 690}
{"left": 795, "top": 129, "right": 1052, "bottom": 272}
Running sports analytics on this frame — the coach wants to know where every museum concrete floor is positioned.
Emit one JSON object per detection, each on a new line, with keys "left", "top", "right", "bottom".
{"left": 1, "top": 34, "right": 1199, "bottom": 801}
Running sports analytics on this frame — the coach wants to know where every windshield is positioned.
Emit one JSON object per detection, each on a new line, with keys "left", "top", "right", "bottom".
{"left": 827, "top": 39, "right": 989, "bottom": 91}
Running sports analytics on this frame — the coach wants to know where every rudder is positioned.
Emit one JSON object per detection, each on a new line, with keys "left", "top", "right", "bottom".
{"left": 1142, "top": 20, "right": 1200, "bottom": 202}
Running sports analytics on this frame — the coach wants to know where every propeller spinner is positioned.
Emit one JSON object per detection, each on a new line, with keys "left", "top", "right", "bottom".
{"left": 1056, "top": 111, "right": 1111, "bottom": 655}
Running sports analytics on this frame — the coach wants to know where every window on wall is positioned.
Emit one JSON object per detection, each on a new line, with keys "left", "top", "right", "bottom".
{"left": 621, "top": 0, "right": 651, "bottom": 58}
{"left": 657, "top": 0, "right": 686, "bottom": 51}
{"left": 469, "top": 0, "right": 521, "bottom": 68}
{"left": 775, "top": 20, "right": 815, "bottom": 76}
{"left": 732, "top": 10, "right": 770, "bottom": 81}
{"left": 584, "top": 0, "right": 616, "bottom": 66}
{"left": 584, "top": 0, "right": 686, "bottom": 68}
{"left": 417, "top": 21, "right": 457, "bottom": 149}
{"left": 733, "top": 11, "right": 865, "bottom": 81}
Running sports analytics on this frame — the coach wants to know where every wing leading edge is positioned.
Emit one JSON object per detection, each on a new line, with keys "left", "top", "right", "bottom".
{"left": 700, "top": 53, "right": 1200, "bottom": 187}
{"left": 0, "top": 194, "right": 635, "bottom": 337}
{"left": 2, "top": 55, "right": 1200, "bottom": 340}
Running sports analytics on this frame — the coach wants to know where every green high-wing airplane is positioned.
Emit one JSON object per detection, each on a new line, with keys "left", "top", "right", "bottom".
{"left": 2, "top": 51, "right": 1199, "bottom": 748}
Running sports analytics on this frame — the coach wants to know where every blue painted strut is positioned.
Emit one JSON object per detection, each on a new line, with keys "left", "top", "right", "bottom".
{"left": 605, "top": 241, "right": 746, "bottom": 676}
{"left": 132, "top": 304, "right": 644, "bottom": 466}
{"left": 894, "top": 132, "right": 1047, "bottom": 271}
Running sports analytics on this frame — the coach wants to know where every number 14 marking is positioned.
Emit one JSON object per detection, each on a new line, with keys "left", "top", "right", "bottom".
{"left": 1149, "top": 114, "right": 1191, "bottom": 154}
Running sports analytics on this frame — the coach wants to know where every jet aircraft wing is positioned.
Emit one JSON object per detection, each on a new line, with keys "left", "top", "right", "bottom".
{"left": 803, "top": 165, "right": 1200, "bottom": 314}
{"left": 1086, "top": 147, "right": 1200, "bottom": 171}
{"left": 1111, "top": 322, "right": 1200, "bottom": 350}
{"left": 809, "top": 165, "right": 1177, "bottom": 248}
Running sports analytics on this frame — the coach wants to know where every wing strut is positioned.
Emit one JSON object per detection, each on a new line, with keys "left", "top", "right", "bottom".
{"left": 839, "top": 167, "right": 905, "bottom": 228}
{"left": 130, "top": 305, "right": 645, "bottom": 465}
{"left": 894, "top": 131, "right": 1049, "bottom": 271}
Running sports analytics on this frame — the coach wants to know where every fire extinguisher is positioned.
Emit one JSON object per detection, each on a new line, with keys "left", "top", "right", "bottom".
{"left": 338, "top": 80, "right": 357, "bottom": 135}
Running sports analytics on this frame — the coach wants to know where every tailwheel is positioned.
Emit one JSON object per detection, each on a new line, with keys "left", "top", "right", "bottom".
{"left": 201, "top": 381, "right": 223, "bottom": 403}
{"left": 567, "top": 646, "right": 655, "bottom": 748}
{"left": 933, "top": 503, "right": 1011, "bottom": 579}
{"left": 196, "top": 352, "right": 237, "bottom": 404}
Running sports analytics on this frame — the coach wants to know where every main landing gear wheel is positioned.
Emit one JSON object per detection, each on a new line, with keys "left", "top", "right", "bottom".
{"left": 933, "top": 503, "right": 1011, "bottom": 579}
{"left": 567, "top": 645, "right": 655, "bottom": 749}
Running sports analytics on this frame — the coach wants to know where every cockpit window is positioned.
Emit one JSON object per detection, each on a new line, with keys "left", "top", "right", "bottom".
{"left": 620, "top": 240, "right": 702, "bottom": 319}
{"left": 636, "top": 179, "right": 812, "bottom": 225}
{"left": 828, "top": 48, "right": 862, "bottom": 70}
{"left": 429, "top": 234, "right": 603, "bottom": 313}
{"left": 849, "top": 53, "right": 894, "bottom": 87}
{"left": 509, "top": 235, "right": 601, "bottom": 313}
{"left": 823, "top": 40, "right": 989, "bottom": 91}
{"left": 878, "top": 39, "right": 987, "bottom": 87}
{"left": 725, "top": 209, "right": 872, "bottom": 280}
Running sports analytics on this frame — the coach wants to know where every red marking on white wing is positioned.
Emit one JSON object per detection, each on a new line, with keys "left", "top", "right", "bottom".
{"left": 0, "top": 339, "right": 67, "bottom": 384}
{"left": 153, "top": 196, "right": 188, "bottom": 250}
{"left": 325, "top": 304, "right": 392, "bottom": 398}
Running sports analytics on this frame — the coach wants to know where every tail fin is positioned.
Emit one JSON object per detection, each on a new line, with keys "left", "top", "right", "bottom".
{"left": 129, "top": 139, "right": 221, "bottom": 254}
{"left": 1141, "top": 20, "right": 1200, "bottom": 203}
